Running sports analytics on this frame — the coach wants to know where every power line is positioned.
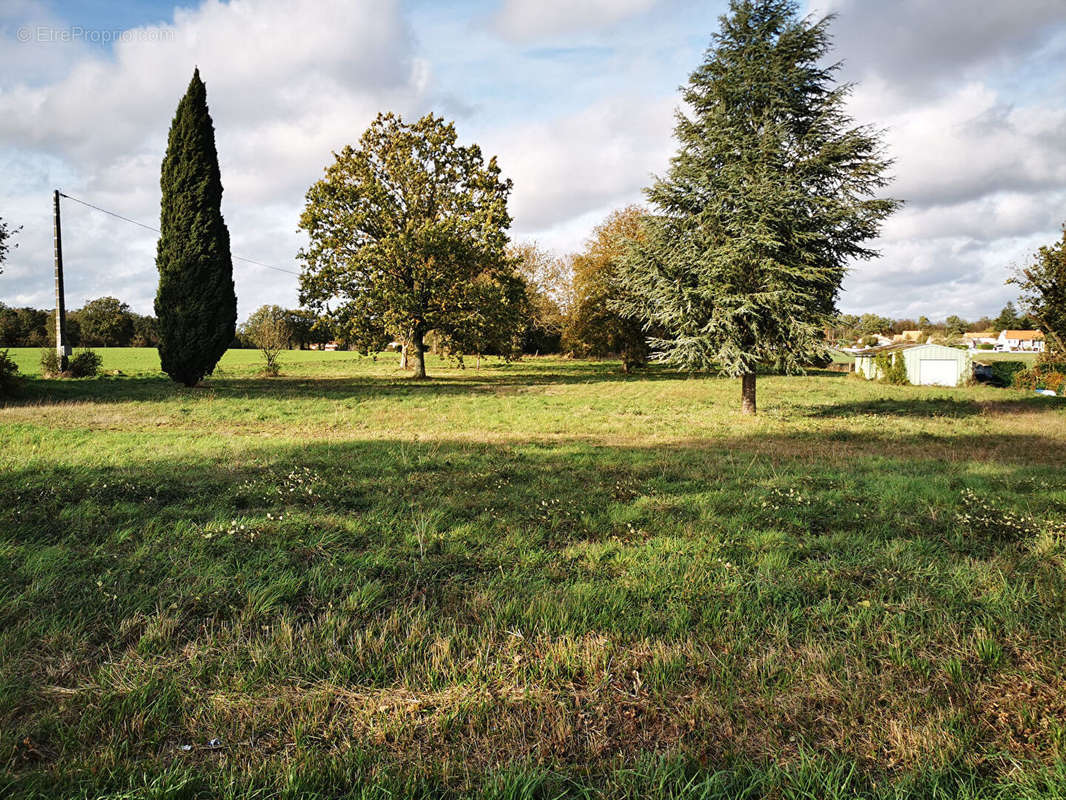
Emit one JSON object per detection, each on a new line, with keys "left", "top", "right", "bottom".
{"left": 57, "top": 191, "right": 303, "bottom": 277}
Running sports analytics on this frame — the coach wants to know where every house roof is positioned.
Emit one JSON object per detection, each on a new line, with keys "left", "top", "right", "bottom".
{"left": 1001, "top": 330, "right": 1044, "bottom": 340}
{"left": 853, "top": 342, "right": 970, "bottom": 358}
{"left": 853, "top": 342, "right": 916, "bottom": 356}
{"left": 964, "top": 331, "right": 995, "bottom": 338}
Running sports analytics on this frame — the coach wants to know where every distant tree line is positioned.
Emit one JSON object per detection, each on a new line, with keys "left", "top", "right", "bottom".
{"left": 827, "top": 303, "right": 1042, "bottom": 345}
{"left": 0, "top": 297, "right": 343, "bottom": 352}
{"left": 0, "top": 297, "right": 158, "bottom": 348}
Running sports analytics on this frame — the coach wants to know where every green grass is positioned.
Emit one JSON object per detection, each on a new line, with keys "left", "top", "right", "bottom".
{"left": 970, "top": 351, "right": 1041, "bottom": 363}
{"left": 6, "top": 346, "right": 356, "bottom": 377}
{"left": 2, "top": 350, "right": 1065, "bottom": 798}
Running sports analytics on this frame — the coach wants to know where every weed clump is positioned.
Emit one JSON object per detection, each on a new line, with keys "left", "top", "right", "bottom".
{"left": 39, "top": 348, "right": 102, "bottom": 378}
{"left": 953, "top": 487, "right": 1065, "bottom": 542}
{"left": 69, "top": 349, "right": 102, "bottom": 377}
{"left": 39, "top": 347, "right": 60, "bottom": 377}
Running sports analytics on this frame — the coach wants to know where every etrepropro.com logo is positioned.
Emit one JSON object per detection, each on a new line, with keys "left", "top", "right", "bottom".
{"left": 16, "top": 26, "right": 175, "bottom": 44}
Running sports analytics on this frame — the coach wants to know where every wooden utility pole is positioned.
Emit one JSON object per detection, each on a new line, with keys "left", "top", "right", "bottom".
{"left": 53, "top": 189, "right": 69, "bottom": 370}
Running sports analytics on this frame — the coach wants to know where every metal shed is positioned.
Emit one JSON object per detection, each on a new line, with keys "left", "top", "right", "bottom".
{"left": 854, "top": 343, "right": 972, "bottom": 386}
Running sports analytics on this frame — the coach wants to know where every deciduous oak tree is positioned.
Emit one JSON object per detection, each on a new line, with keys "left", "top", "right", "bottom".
{"left": 298, "top": 112, "right": 516, "bottom": 379}
{"left": 616, "top": 0, "right": 899, "bottom": 413}
{"left": 78, "top": 296, "right": 134, "bottom": 347}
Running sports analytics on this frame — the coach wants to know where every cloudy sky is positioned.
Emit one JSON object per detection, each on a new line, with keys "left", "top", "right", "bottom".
{"left": 1, "top": 0, "right": 1065, "bottom": 322}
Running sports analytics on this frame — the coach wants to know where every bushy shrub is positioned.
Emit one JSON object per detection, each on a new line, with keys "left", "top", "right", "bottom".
{"left": 1044, "top": 372, "right": 1066, "bottom": 394}
{"left": 1036, "top": 358, "right": 1066, "bottom": 374}
{"left": 976, "top": 343, "right": 994, "bottom": 350}
{"left": 0, "top": 349, "right": 22, "bottom": 398}
{"left": 1012, "top": 367, "right": 1038, "bottom": 390}
{"left": 69, "top": 350, "right": 102, "bottom": 378}
{"left": 805, "top": 352, "right": 833, "bottom": 368}
{"left": 990, "top": 360, "right": 1026, "bottom": 388}
{"left": 874, "top": 351, "right": 908, "bottom": 384}
{"left": 40, "top": 348, "right": 61, "bottom": 377}
{"left": 1013, "top": 361, "right": 1066, "bottom": 394}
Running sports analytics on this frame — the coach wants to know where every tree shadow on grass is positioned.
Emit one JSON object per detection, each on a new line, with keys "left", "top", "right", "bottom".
{"left": 3, "top": 432, "right": 1065, "bottom": 789}
{"left": 804, "top": 396, "right": 1060, "bottom": 419}
{"left": 5, "top": 361, "right": 694, "bottom": 407}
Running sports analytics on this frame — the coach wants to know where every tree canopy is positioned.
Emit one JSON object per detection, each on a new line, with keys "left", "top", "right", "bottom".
{"left": 0, "top": 217, "right": 18, "bottom": 274}
{"left": 511, "top": 242, "right": 570, "bottom": 354}
{"left": 993, "top": 301, "right": 1038, "bottom": 334}
{"left": 616, "top": 0, "right": 899, "bottom": 413}
{"left": 1012, "top": 226, "right": 1066, "bottom": 354}
{"left": 944, "top": 315, "right": 967, "bottom": 337}
{"left": 79, "top": 296, "right": 135, "bottom": 347}
{"left": 155, "top": 68, "right": 237, "bottom": 387}
{"left": 298, "top": 112, "right": 517, "bottom": 378}
{"left": 241, "top": 305, "right": 292, "bottom": 376}
{"left": 856, "top": 313, "right": 893, "bottom": 337}
{"left": 566, "top": 206, "right": 650, "bottom": 372}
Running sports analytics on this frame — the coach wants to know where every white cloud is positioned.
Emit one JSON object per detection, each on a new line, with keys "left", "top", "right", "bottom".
{"left": 482, "top": 94, "right": 673, "bottom": 235}
{"left": 812, "top": 0, "right": 1066, "bottom": 319}
{"left": 3, "top": 0, "right": 1066, "bottom": 326}
{"left": 813, "top": 0, "right": 1066, "bottom": 93}
{"left": 864, "top": 82, "right": 1066, "bottom": 209}
{"left": 0, "top": 0, "right": 429, "bottom": 318}
{"left": 492, "top": 0, "right": 658, "bottom": 41}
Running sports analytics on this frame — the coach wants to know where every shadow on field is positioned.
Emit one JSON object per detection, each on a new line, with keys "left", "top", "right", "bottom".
{"left": 6, "top": 361, "right": 691, "bottom": 407}
{"left": 805, "top": 396, "right": 1058, "bottom": 419}
{"left": 3, "top": 431, "right": 1063, "bottom": 554}
{"left": 4, "top": 432, "right": 1066, "bottom": 789}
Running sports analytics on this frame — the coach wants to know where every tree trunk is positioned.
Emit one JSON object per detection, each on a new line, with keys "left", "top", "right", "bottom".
{"left": 400, "top": 343, "right": 408, "bottom": 370}
{"left": 741, "top": 372, "right": 756, "bottom": 415}
{"left": 411, "top": 327, "right": 427, "bottom": 379}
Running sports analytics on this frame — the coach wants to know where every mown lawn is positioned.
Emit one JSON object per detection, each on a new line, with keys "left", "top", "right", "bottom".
{"left": 2, "top": 350, "right": 1065, "bottom": 798}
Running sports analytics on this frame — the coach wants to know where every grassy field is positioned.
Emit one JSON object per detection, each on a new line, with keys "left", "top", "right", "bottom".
{"left": 2, "top": 349, "right": 1066, "bottom": 798}
{"left": 6, "top": 346, "right": 357, "bottom": 377}
{"left": 971, "top": 351, "right": 1042, "bottom": 363}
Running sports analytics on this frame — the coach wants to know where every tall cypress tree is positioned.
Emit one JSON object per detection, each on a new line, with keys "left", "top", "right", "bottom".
{"left": 616, "top": 0, "right": 899, "bottom": 414}
{"left": 155, "top": 68, "right": 236, "bottom": 386}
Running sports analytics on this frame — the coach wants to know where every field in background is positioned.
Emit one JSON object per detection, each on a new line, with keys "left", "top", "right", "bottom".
{"left": 2, "top": 353, "right": 1066, "bottom": 798}
{"left": 5, "top": 346, "right": 356, "bottom": 377}
{"left": 5, "top": 346, "right": 1040, "bottom": 378}
{"left": 971, "top": 350, "right": 1041, "bottom": 363}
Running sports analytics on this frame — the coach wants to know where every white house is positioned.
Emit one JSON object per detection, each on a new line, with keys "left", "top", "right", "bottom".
{"left": 854, "top": 343, "right": 972, "bottom": 387}
{"left": 842, "top": 333, "right": 892, "bottom": 353}
{"left": 962, "top": 331, "right": 997, "bottom": 349}
{"left": 995, "top": 330, "right": 1045, "bottom": 352}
